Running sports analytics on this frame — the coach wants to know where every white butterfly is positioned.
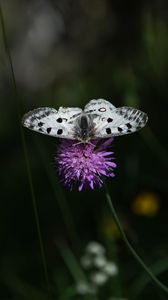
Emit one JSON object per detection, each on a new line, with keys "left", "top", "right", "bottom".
{"left": 22, "top": 99, "right": 148, "bottom": 143}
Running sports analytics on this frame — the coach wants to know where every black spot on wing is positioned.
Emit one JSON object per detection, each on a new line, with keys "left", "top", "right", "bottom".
{"left": 118, "top": 127, "right": 123, "bottom": 132}
{"left": 47, "top": 127, "right": 52, "bottom": 134}
{"left": 107, "top": 118, "right": 113, "bottom": 123}
{"left": 126, "top": 123, "right": 132, "bottom": 129}
{"left": 106, "top": 128, "right": 111, "bottom": 134}
{"left": 38, "top": 122, "right": 44, "bottom": 127}
{"left": 57, "top": 129, "right": 63, "bottom": 135}
{"left": 57, "top": 118, "right": 62, "bottom": 123}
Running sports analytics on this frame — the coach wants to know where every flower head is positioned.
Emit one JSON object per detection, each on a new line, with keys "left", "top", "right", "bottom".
{"left": 55, "top": 138, "right": 116, "bottom": 191}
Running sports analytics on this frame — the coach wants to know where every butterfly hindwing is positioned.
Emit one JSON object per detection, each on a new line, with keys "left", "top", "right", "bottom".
{"left": 22, "top": 106, "right": 82, "bottom": 139}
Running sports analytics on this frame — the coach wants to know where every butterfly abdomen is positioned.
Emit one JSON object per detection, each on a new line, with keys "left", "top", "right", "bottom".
{"left": 79, "top": 115, "right": 89, "bottom": 140}
{"left": 80, "top": 115, "right": 88, "bottom": 129}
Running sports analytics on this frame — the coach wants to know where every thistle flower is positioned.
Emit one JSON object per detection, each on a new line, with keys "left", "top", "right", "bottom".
{"left": 55, "top": 138, "right": 116, "bottom": 191}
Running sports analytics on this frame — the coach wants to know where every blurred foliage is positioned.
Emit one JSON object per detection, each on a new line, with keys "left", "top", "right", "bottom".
{"left": 0, "top": 0, "right": 168, "bottom": 299}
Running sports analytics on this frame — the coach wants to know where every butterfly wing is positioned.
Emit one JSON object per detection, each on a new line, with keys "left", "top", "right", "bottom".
{"left": 84, "top": 99, "right": 148, "bottom": 137}
{"left": 22, "top": 106, "right": 82, "bottom": 139}
{"left": 84, "top": 98, "right": 116, "bottom": 114}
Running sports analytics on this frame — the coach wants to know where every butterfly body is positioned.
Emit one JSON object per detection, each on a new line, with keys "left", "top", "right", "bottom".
{"left": 22, "top": 99, "right": 148, "bottom": 142}
{"left": 73, "top": 114, "right": 96, "bottom": 142}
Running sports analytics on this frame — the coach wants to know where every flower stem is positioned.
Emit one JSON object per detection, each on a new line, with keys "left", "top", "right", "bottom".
{"left": 105, "top": 185, "right": 168, "bottom": 294}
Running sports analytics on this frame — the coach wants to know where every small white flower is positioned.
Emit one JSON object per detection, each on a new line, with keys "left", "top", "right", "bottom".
{"left": 81, "top": 255, "right": 92, "bottom": 269}
{"left": 86, "top": 241, "right": 105, "bottom": 256}
{"left": 76, "top": 281, "right": 97, "bottom": 295}
{"left": 90, "top": 271, "right": 108, "bottom": 286}
{"left": 93, "top": 255, "right": 107, "bottom": 268}
{"left": 103, "top": 261, "right": 118, "bottom": 276}
{"left": 76, "top": 281, "right": 89, "bottom": 295}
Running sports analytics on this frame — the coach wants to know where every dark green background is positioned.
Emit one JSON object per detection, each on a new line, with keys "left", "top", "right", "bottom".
{"left": 0, "top": 0, "right": 168, "bottom": 299}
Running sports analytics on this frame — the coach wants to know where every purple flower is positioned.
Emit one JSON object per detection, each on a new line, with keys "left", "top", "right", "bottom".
{"left": 55, "top": 138, "right": 116, "bottom": 191}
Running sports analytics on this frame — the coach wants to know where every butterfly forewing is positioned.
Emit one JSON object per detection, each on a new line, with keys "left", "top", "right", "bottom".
{"left": 22, "top": 106, "right": 82, "bottom": 139}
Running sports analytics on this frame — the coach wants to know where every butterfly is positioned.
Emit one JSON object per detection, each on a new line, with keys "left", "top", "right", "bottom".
{"left": 22, "top": 99, "right": 148, "bottom": 143}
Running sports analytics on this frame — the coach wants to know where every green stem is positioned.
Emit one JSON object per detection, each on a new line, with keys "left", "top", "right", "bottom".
{"left": 0, "top": 5, "right": 51, "bottom": 296}
{"left": 105, "top": 185, "right": 168, "bottom": 295}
